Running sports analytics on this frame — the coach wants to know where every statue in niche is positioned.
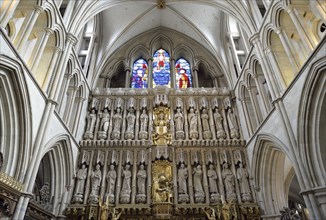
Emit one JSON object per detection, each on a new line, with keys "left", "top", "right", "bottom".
{"left": 125, "top": 108, "right": 136, "bottom": 140}
{"left": 237, "top": 162, "right": 252, "bottom": 202}
{"left": 106, "top": 164, "right": 117, "bottom": 198}
{"left": 120, "top": 164, "right": 131, "bottom": 203}
{"left": 178, "top": 163, "right": 188, "bottom": 195}
{"left": 89, "top": 164, "right": 102, "bottom": 203}
{"left": 136, "top": 164, "right": 147, "bottom": 203}
{"left": 84, "top": 109, "right": 96, "bottom": 139}
{"left": 227, "top": 109, "right": 239, "bottom": 139}
{"left": 39, "top": 182, "right": 50, "bottom": 205}
{"left": 222, "top": 163, "right": 236, "bottom": 202}
{"left": 213, "top": 108, "right": 226, "bottom": 139}
{"left": 98, "top": 109, "right": 110, "bottom": 139}
{"left": 73, "top": 164, "right": 88, "bottom": 203}
{"left": 154, "top": 174, "right": 172, "bottom": 203}
{"left": 188, "top": 108, "right": 198, "bottom": 140}
{"left": 207, "top": 164, "right": 218, "bottom": 194}
{"left": 139, "top": 109, "right": 148, "bottom": 132}
{"left": 174, "top": 108, "right": 185, "bottom": 140}
{"left": 112, "top": 108, "right": 122, "bottom": 140}
{"left": 201, "top": 108, "right": 212, "bottom": 139}
{"left": 193, "top": 165, "right": 205, "bottom": 198}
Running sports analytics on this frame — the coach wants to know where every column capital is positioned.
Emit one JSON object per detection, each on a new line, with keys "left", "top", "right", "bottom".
{"left": 54, "top": 46, "right": 63, "bottom": 53}
{"left": 66, "top": 33, "right": 78, "bottom": 45}
{"left": 44, "top": 27, "right": 54, "bottom": 35}
{"left": 249, "top": 33, "right": 260, "bottom": 45}
{"left": 34, "top": 5, "right": 44, "bottom": 14}
{"left": 147, "top": 58, "right": 153, "bottom": 62}
{"left": 275, "top": 27, "right": 283, "bottom": 35}
{"left": 170, "top": 57, "right": 176, "bottom": 62}
{"left": 125, "top": 67, "right": 131, "bottom": 72}
{"left": 192, "top": 67, "right": 199, "bottom": 72}
{"left": 285, "top": 6, "right": 294, "bottom": 14}
{"left": 264, "top": 46, "right": 272, "bottom": 55}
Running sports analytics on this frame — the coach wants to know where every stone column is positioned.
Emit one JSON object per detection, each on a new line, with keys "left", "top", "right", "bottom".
{"left": 43, "top": 46, "right": 62, "bottom": 91}
{"left": 125, "top": 68, "right": 131, "bottom": 88}
{"left": 0, "top": 0, "right": 20, "bottom": 28}
{"left": 170, "top": 57, "right": 176, "bottom": 88}
{"left": 63, "top": 86, "right": 78, "bottom": 123}
{"left": 240, "top": 98, "right": 254, "bottom": 136}
{"left": 148, "top": 58, "right": 153, "bottom": 88}
{"left": 134, "top": 108, "right": 140, "bottom": 140}
{"left": 192, "top": 67, "right": 199, "bottom": 88}
{"left": 208, "top": 107, "right": 217, "bottom": 140}
{"left": 264, "top": 46, "right": 287, "bottom": 90}
{"left": 249, "top": 34, "right": 278, "bottom": 100}
{"left": 147, "top": 149, "right": 152, "bottom": 205}
{"left": 221, "top": 106, "right": 230, "bottom": 139}
{"left": 187, "top": 151, "right": 194, "bottom": 204}
{"left": 184, "top": 106, "right": 189, "bottom": 140}
{"left": 84, "top": 151, "right": 95, "bottom": 205}
{"left": 131, "top": 150, "right": 137, "bottom": 204}
{"left": 247, "top": 87, "right": 262, "bottom": 124}
{"left": 31, "top": 27, "right": 53, "bottom": 72}
{"left": 201, "top": 150, "right": 210, "bottom": 204}
{"left": 17, "top": 5, "right": 44, "bottom": 52}
{"left": 72, "top": 96, "right": 85, "bottom": 136}
{"left": 57, "top": 74, "right": 72, "bottom": 114}
{"left": 253, "top": 74, "right": 269, "bottom": 116}
{"left": 286, "top": 6, "right": 314, "bottom": 52}
{"left": 63, "top": 0, "right": 76, "bottom": 26}
{"left": 172, "top": 148, "right": 178, "bottom": 205}
{"left": 275, "top": 27, "right": 300, "bottom": 71}
{"left": 115, "top": 151, "right": 123, "bottom": 204}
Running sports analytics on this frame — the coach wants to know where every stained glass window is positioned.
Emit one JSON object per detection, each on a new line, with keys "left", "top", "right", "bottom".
{"left": 175, "top": 58, "right": 192, "bottom": 88}
{"left": 131, "top": 59, "right": 148, "bottom": 88}
{"left": 152, "top": 49, "right": 170, "bottom": 87}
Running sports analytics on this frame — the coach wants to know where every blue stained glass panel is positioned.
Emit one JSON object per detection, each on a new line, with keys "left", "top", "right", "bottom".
{"left": 131, "top": 59, "right": 148, "bottom": 88}
{"left": 152, "top": 49, "right": 170, "bottom": 88}
{"left": 175, "top": 58, "right": 192, "bottom": 88}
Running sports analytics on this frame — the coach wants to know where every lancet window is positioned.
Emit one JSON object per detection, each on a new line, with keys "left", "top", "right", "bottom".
{"left": 131, "top": 59, "right": 148, "bottom": 88}
{"left": 175, "top": 58, "right": 192, "bottom": 88}
{"left": 153, "top": 49, "right": 171, "bottom": 88}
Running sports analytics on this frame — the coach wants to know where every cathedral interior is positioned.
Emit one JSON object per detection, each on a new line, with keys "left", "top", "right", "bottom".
{"left": 0, "top": 0, "right": 325, "bottom": 219}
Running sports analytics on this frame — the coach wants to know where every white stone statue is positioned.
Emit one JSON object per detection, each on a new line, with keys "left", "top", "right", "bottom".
{"left": 237, "top": 162, "right": 252, "bottom": 202}
{"left": 188, "top": 108, "right": 198, "bottom": 140}
{"left": 89, "top": 164, "right": 102, "bottom": 202}
{"left": 98, "top": 109, "right": 110, "bottom": 139}
{"left": 106, "top": 164, "right": 117, "bottom": 197}
{"left": 39, "top": 182, "right": 50, "bottom": 205}
{"left": 227, "top": 109, "right": 239, "bottom": 139}
{"left": 207, "top": 164, "right": 218, "bottom": 194}
{"left": 73, "top": 164, "right": 87, "bottom": 202}
{"left": 174, "top": 108, "right": 184, "bottom": 132}
{"left": 213, "top": 108, "right": 226, "bottom": 139}
{"left": 137, "top": 164, "right": 147, "bottom": 195}
{"left": 178, "top": 163, "right": 188, "bottom": 194}
{"left": 139, "top": 109, "right": 148, "bottom": 132}
{"left": 84, "top": 109, "right": 96, "bottom": 139}
{"left": 120, "top": 164, "right": 131, "bottom": 203}
{"left": 125, "top": 108, "right": 136, "bottom": 139}
{"left": 222, "top": 163, "right": 236, "bottom": 202}
{"left": 112, "top": 108, "right": 122, "bottom": 140}
{"left": 201, "top": 108, "right": 211, "bottom": 139}
{"left": 193, "top": 165, "right": 205, "bottom": 197}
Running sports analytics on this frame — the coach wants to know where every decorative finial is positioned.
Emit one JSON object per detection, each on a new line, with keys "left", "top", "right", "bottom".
{"left": 157, "top": 0, "right": 166, "bottom": 9}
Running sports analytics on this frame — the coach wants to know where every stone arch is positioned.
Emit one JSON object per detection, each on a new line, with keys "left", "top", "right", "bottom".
{"left": 251, "top": 134, "right": 296, "bottom": 217}
{"left": 298, "top": 56, "right": 326, "bottom": 188}
{"left": 32, "top": 135, "right": 74, "bottom": 215}
{"left": 127, "top": 44, "right": 151, "bottom": 65}
{"left": 149, "top": 33, "right": 174, "bottom": 56}
{"left": 0, "top": 56, "right": 32, "bottom": 181}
